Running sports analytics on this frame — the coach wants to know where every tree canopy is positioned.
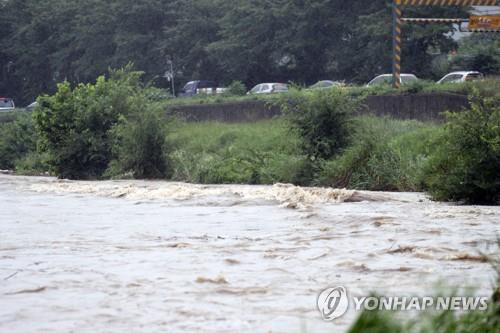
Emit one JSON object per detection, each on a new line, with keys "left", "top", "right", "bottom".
{"left": 1, "top": 0, "right": 492, "bottom": 104}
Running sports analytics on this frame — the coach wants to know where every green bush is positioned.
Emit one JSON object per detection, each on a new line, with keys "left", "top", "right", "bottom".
{"left": 225, "top": 81, "right": 247, "bottom": 96}
{"left": 0, "top": 113, "right": 38, "bottom": 170}
{"left": 106, "top": 111, "right": 169, "bottom": 179}
{"left": 33, "top": 67, "right": 148, "bottom": 179}
{"left": 424, "top": 93, "right": 500, "bottom": 204}
{"left": 280, "top": 89, "right": 358, "bottom": 160}
{"left": 15, "top": 151, "right": 50, "bottom": 176}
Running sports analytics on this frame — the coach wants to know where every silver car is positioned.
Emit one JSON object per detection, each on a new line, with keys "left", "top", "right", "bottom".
{"left": 367, "top": 74, "right": 419, "bottom": 87}
{"left": 437, "top": 71, "right": 484, "bottom": 84}
{"left": 248, "top": 83, "right": 289, "bottom": 95}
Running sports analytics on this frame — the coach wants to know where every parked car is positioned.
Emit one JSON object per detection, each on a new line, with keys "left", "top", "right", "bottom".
{"left": 367, "top": 74, "right": 419, "bottom": 87}
{"left": 26, "top": 101, "right": 38, "bottom": 111}
{"left": 247, "top": 83, "right": 289, "bottom": 95}
{"left": 0, "top": 97, "right": 15, "bottom": 111}
{"left": 309, "top": 80, "right": 342, "bottom": 90}
{"left": 437, "top": 71, "right": 484, "bottom": 84}
{"left": 179, "top": 80, "right": 226, "bottom": 97}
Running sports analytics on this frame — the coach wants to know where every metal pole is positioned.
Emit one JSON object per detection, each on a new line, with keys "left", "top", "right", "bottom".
{"left": 392, "top": 0, "right": 403, "bottom": 89}
{"left": 169, "top": 60, "right": 176, "bottom": 97}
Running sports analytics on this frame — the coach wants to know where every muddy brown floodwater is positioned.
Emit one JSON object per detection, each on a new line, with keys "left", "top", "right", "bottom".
{"left": 0, "top": 175, "right": 498, "bottom": 333}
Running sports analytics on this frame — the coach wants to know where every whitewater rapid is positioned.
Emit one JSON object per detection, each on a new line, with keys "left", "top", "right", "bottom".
{"left": 0, "top": 175, "right": 498, "bottom": 332}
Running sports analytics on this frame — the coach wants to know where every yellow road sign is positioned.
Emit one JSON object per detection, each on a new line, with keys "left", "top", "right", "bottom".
{"left": 469, "top": 15, "right": 500, "bottom": 30}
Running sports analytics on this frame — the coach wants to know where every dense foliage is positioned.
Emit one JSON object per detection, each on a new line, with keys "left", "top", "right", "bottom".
{"left": 33, "top": 67, "right": 168, "bottom": 179}
{"left": 0, "top": 0, "right": 471, "bottom": 105}
{"left": 107, "top": 111, "right": 170, "bottom": 179}
{"left": 450, "top": 34, "right": 500, "bottom": 75}
{"left": 0, "top": 113, "right": 37, "bottom": 170}
{"left": 424, "top": 93, "right": 500, "bottom": 204}
{"left": 280, "top": 89, "right": 358, "bottom": 160}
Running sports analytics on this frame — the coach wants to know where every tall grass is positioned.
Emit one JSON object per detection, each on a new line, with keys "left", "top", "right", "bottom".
{"left": 318, "top": 116, "right": 442, "bottom": 191}
{"left": 349, "top": 254, "right": 500, "bottom": 333}
{"left": 167, "top": 119, "right": 311, "bottom": 184}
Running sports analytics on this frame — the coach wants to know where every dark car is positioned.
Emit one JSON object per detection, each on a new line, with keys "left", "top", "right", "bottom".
{"left": 179, "top": 80, "right": 218, "bottom": 97}
{"left": 0, "top": 97, "right": 15, "bottom": 111}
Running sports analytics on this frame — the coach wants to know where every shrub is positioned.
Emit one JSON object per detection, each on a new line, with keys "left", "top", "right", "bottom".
{"left": 106, "top": 111, "right": 169, "bottom": 179}
{"left": 15, "top": 151, "right": 50, "bottom": 176}
{"left": 280, "top": 89, "right": 358, "bottom": 160}
{"left": 424, "top": 93, "right": 500, "bottom": 204}
{"left": 0, "top": 113, "right": 38, "bottom": 170}
{"left": 33, "top": 67, "right": 146, "bottom": 179}
{"left": 225, "top": 81, "right": 247, "bottom": 96}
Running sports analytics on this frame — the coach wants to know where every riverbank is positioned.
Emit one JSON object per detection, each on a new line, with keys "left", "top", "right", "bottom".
{"left": 1, "top": 72, "right": 498, "bottom": 205}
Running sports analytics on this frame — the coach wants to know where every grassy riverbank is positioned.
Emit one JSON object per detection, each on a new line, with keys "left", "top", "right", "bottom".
{"left": 0, "top": 70, "right": 498, "bottom": 204}
{"left": 165, "top": 117, "right": 442, "bottom": 190}
{"left": 167, "top": 119, "right": 309, "bottom": 185}
{"left": 0, "top": 114, "right": 441, "bottom": 190}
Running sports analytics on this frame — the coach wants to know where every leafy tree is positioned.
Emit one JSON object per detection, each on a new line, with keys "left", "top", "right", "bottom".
{"left": 280, "top": 89, "right": 358, "bottom": 160}
{"left": 451, "top": 34, "right": 500, "bottom": 75}
{"left": 424, "top": 93, "right": 500, "bottom": 204}
{"left": 0, "top": 0, "right": 482, "bottom": 104}
{"left": 33, "top": 67, "right": 144, "bottom": 179}
{"left": 108, "top": 111, "right": 169, "bottom": 179}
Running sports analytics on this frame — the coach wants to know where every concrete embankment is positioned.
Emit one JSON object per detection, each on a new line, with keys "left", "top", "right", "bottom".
{"left": 0, "top": 92, "right": 470, "bottom": 124}
{"left": 167, "top": 92, "right": 469, "bottom": 123}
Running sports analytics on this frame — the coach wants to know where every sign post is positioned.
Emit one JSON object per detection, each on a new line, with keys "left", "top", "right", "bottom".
{"left": 392, "top": 0, "right": 500, "bottom": 89}
{"left": 393, "top": 1, "right": 403, "bottom": 89}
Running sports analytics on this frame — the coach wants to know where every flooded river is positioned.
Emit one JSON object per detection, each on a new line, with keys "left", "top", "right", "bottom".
{"left": 0, "top": 175, "right": 498, "bottom": 332}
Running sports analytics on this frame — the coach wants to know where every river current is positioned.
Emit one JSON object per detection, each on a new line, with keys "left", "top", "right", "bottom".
{"left": 0, "top": 175, "right": 498, "bottom": 332}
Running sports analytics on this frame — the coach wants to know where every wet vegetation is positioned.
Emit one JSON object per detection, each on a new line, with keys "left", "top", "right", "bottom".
{"left": 168, "top": 120, "right": 309, "bottom": 185}
{"left": 424, "top": 93, "right": 500, "bottom": 204}
{"left": 0, "top": 70, "right": 498, "bottom": 205}
{"left": 348, "top": 255, "right": 500, "bottom": 333}
{"left": 32, "top": 67, "right": 169, "bottom": 179}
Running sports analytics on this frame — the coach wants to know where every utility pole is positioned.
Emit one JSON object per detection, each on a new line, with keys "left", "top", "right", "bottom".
{"left": 165, "top": 58, "right": 176, "bottom": 97}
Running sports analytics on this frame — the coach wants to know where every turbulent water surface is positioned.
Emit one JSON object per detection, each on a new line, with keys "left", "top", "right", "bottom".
{"left": 0, "top": 175, "right": 498, "bottom": 333}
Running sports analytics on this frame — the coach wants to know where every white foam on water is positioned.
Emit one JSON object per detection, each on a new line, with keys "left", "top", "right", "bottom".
{"left": 1, "top": 175, "right": 498, "bottom": 333}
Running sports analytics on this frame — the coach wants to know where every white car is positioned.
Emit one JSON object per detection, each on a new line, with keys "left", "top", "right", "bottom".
{"left": 437, "top": 71, "right": 484, "bottom": 84}
{"left": 0, "top": 97, "right": 15, "bottom": 112}
{"left": 26, "top": 102, "right": 38, "bottom": 111}
{"left": 248, "top": 83, "right": 289, "bottom": 94}
{"left": 367, "top": 74, "right": 419, "bottom": 87}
